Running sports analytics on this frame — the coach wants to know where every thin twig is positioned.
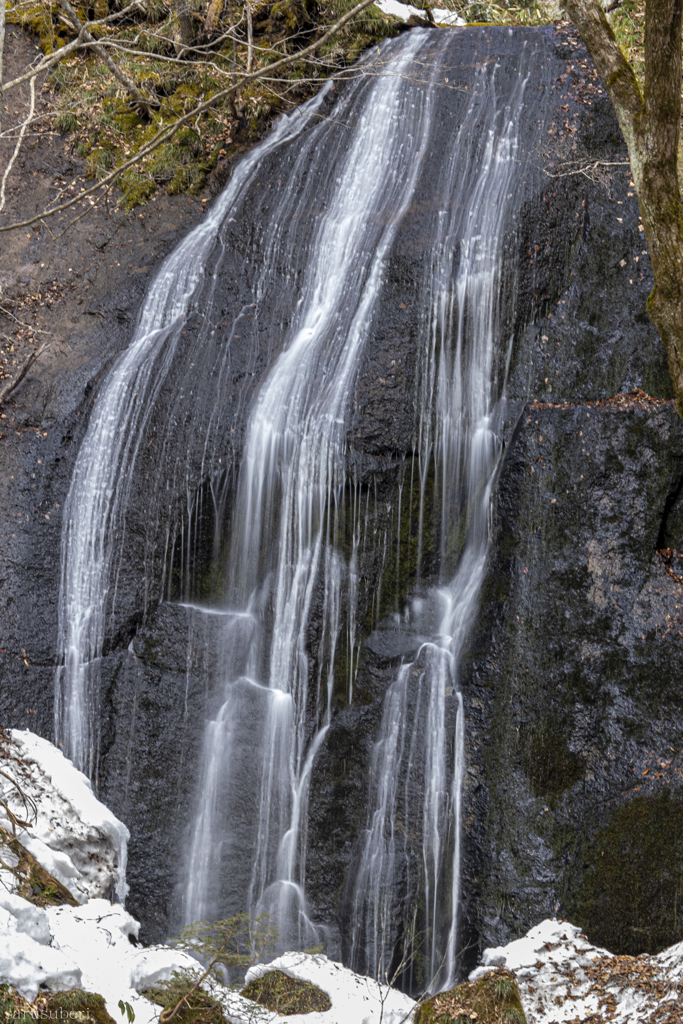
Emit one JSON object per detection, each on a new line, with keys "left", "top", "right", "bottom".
{"left": 158, "top": 953, "right": 221, "bottom": 1024}
{"left": 1, "top": 36, "right": 85, "bottom": 94}
{"left": 0, "top": 75, "right": 35, "bottom": 213}
{"left": 50, "top": 180, "right": 114, "bottom": 240}
{"left": 0, "top": 305, "right": 51, "bottom": 335}
{"left": 544, "top": 159, "right": 630, "bottom": 178}
{"left": 0, "top": 340, "right": 50, "bottom": 406}
{"left": 0, "top": 0, "right": 147, "bottom": 95}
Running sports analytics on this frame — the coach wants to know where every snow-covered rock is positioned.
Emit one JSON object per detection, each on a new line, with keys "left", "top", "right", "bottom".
{"left": 0, "top": 892, "right": 418, "bottom": 1024}
{"left": 470, "top": 918, "right": 683, "bottom": 1023}
{"left": 1, "top": 730, "right": 129, "bottom": 903}
{"left": 0, "top": 887, "right": 199, "bottom": 1019}
{"left": 375, "top": 0, "right": 465, "bottom": 25}
{"left": 236, "top": 952, "right": 417, "bottom": 1024}
{"left": 0, "top": 891, "right": 51, "bottom": 943}
{"left": 0, "top": 894, "right": 82, "bottom": 1001}
{"left": 46, "top": 899, "right": 198, "bottom": 1024}
{"left": 0, "top": 731, "right": 197, "bottom": 1021}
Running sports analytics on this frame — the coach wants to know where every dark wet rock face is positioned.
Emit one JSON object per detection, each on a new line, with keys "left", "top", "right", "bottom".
{"left": 459, "top": 394, "right": 683, "bottom": 964}
{"left": 1, "top": 21, "right": 681, "bottom": 964}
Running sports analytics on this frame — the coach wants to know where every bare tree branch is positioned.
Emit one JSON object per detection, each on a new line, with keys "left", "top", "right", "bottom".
{"left": 0, "top": 74, "right": 35, "bottom": 213}
{"left": 1, "top": 0, "right": 149, "bottom": 95}
{"left": 58, "top": 0, "right": 158, "bottom": 113}
{"left": 0, "top": 0, "right": 379, "bottom": 235}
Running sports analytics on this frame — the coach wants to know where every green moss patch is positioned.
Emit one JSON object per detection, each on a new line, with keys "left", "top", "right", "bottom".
{"left": 8, "top": 0, "right": 402, "bottom": 211}
{"left": 570, "top": 792, "right": 683, "bottom": 955}
{"left": 414, "top": 969, "right": 526, "bottom": 1024}
{"left": 0, "top": 987, "right": 115, "bottom": 1024}
{"left": 241, "top": 969, "right": 332, "bottom": 1014}
{"left": 518, "top": 714, "right": 585, "bottom": 797}
{"left": 145, "top": 972, "right": 225, "bottom": 1024}
{"left": 0, "top": 831, "right": 78, "bottom": 908}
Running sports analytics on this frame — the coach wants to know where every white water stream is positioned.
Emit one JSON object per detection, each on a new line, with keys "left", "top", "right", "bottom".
{"left": 346, "top": 45, "right": 539, "bottom": 990}
{"left": 54, "top": 87, "right": 330, "bottom": 779}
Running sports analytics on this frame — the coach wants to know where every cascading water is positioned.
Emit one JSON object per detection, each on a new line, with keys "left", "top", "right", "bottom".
{"left": 54, "top": 87, "right": 332, "bottom": 780}
{"left": 345, "top": 42, "right": 545, "bottom": 991}
{"left": 180, "top": 29, "right": 449, "bottom": 948}
{"left": 54, "top": 16, "right": 550, "bottom": 987}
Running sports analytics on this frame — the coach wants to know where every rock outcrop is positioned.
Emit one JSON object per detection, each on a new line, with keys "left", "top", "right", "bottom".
{"left": 471, "top": 918, "right": 683, "bottom": 1023}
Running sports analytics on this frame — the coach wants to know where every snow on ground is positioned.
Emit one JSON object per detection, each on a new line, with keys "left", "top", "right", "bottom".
{"left": 9, "top": 728, "right": 683, "bottom": 1024}
{"left": 375, "top": 0, "right": 465, "bottom": 26}
{"left": 0, "top": 891, "right": 82, "bottom": 1000}
{"left": 46, "top": 899, "right": 198, "bottom": 1024}
{"left": 470, "top": 918, "right": 683, "bottom": 1023}
{"left": 1, "top": 730, "right": 129, "bottom": 903}
{"left": 235, "top": 953, "right": 417, "bottom": 1024}
{"left": 0, "top": 893, "right": 418, "bottom": 1024}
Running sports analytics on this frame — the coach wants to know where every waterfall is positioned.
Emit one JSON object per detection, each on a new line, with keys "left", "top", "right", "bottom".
{"left": 345, "top": 42, "right": 543, "bottom": 991}
{"left": 55, "top": 16, "right": 549, "bottom": 984}
{"left": 180, "top": 28, "right": 448, "bottom": 948}
{"left": 54, "top": 87, "right": 331, "bottom": 780}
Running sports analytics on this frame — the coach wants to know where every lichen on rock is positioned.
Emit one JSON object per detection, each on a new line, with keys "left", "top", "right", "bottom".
{"left": 570, "top": 791, "right": 683, "bottom": 956}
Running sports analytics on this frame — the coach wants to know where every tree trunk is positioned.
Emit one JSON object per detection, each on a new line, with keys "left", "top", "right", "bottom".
{"left": 203, "top": 0, "right": 225, "bottom": 38}
{"left": 226, "top": 0, "right": 238, "bottom": 119}
{"left": 175, "top": 0, "right": 194, "bottom": 48}
{"left": 564, "top": 0, "right": 683, "bottom": 416}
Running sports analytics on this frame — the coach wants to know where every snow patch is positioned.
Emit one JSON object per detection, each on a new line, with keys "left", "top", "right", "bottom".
{"left": 238, "top": 952, "right": 417, "bottom": 1024}
{"left": 3, "top": 730, "right": 129, "bottom": 903}
{"left": 470, "top": 918, "right": 683, "bottom": 1023}
{"left": 374, "top": 0, "right": 465, "bottom": 25}
{"left": 0, "top": 896, "right": 82, "bottom": 1001}
{"left": 47, "top": 899, "right": 198, "bottom": 1024}
{"left": 0, "top": 732, "right": 197, "bottom": 1019}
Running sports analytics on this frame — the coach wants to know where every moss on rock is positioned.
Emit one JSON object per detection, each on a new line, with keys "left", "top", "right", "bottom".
{"left": 518, "top": 714, "right": 585, "bottom": 798}
{"left": 44, "top": 991, "right": 115, "bottom": 1024}
{"left": 10, "top": 0, "right": 402, "bottom": 211}
{"left": 144, "top": 971, "right": 225, "bottom": 1024}
{"left": 569, "top": 791, "right": 683, "bottom": 956}
{"left": 241, "top": 969, "right": 332, "bottom": 1014}
{"left": 414, "top": 969, "right": 526, "bottom": 1024}
{"left": 0, "top": 987, "right": 115, "bottom": 1024}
